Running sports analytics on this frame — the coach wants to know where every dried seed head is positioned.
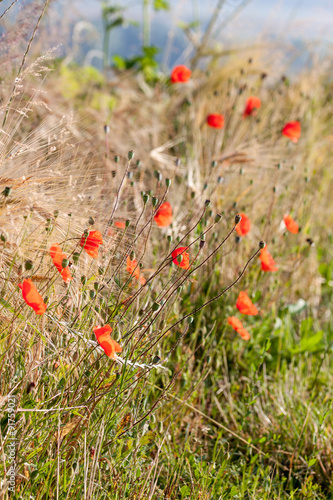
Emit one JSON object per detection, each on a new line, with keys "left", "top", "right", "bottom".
{"left": 214, "top": 213, "right": 222, "bottom": 223}
{"left": 259, "top": 241, "right": 266, "bottom": 249}
{"left": 205, "top": 199, "right": 211, "bottom": 207}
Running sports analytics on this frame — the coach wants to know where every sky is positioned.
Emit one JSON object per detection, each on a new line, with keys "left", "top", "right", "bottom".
{"left": 1, "top": 0, "right": 332, "bottom": 69}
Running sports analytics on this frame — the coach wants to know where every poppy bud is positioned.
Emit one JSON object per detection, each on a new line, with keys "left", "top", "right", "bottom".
{"left": 143, "top": 194, "right": 149, "bottom": 204}
{"left": 128, "top": 150, "right": 134, "bottom": 160}
{"left": 104, "top": 125, "right": 110, "bottom": 134}
{"left": 235, "top": 214, "right": 242, "bottom": 225}
{"left": 200, "top": 232, "right": 206, "bottom": 240}
{"left": 187, "top": 316, "right": 194, "bottom": 324}
{"left": 131, "top": 181, "right": 135, "bottom": 187}
{"left": 214, "top": 213, "right": 222, "bottom": 223}
{"left": 259, "top": 241, "right": 266, "bottom": 249}
{"left": 191, "top": 191, "right": 196, "bottom": 199}
{"left": 98, "top": 267, "right": 104, "bottom": 275}
{"left": 200, "top": 239, "right": 205, "bottom": 249}
{"left": 125, "top": 220, "right": 130, "bottom": 228}
{"left": 273, "top": 186, "right": 277, "bottom": 193}
{"left": 114, "top": 155, "right": 120, "bottom": 163}
{"left": 93, "top": 283, "right": 99, "bottom": 292}
{"left": 54, "top": 210, "right": 59, "bottom": 218}
{"left": 89, "top": 290, "right": 96, "bottom": 299}
{"left": 3, "top": 186, "right": 11, "bottom": 197}
{"left": 240, "top": 168, "right": 244, "bottom": 175}
{"left": 127, "top": 171, "right": 133, "bottom": 179}
{"left": 167, "top": 235, "right": 172, "bottom": 242}
{"left": 112, "top": 171, "right": 116, "bottom": 178}
{"left": 235, "top": 235, "right": 241, "bottom": 244}
{"left": 81, "top": 276, "right": 87, "bottom": 285}
{"left": 177, "top": 285, "right": 183, "bottom": 292}
{"left": 217, "top": 176, "right": 224, "bottom": 184}
{"left": 25, "top": 260, "right": 33, "bottom": 271}
{"left": 233, "top": 202, "right": 237, "bottom": 208}
{"left": 205, "top": 199, "right": 211, "bottom": 207}
{"left": 136, "top": 160, "right": 142, "bottom": 167}
{"left": 208, "top": 210, "right": 213, "bottom": 217}
{"left": 148, "top": 190, "right": 153, "bottom": 196}
{"left": 152, "top": 197, "right": 158, "bottom": 207}
{"left": 73, "top": 252, "right": 80, "bottom": 263}
{"left": 211, "top": 161, "right": 217, "bottom": 168}
{"left": 152, "top": 302, "right": 160, "bottom": 311}
{"left": 165, "top": 178, "right": 171, "bottom": 187}
{"left": 61, "top": 258, "right": 69, "bottom": 269}
{"left": 203, "top": 183, "right": 208, "bottom": 190}
{"left": 130, "top": 251, "right": 135, "bottom": 260}
{"left": 152, "top": 355, "right": 161, "bottom": 364}
{"left": 0, "top": 233, "right": 6, "bottom": 242}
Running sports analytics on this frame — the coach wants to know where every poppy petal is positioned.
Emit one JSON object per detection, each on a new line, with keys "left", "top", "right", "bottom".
{"left": 171, "top": 65, "right": 191, "bottom": 83}
{"left": 236, "top": 291, "right": 258, "bottom": 315}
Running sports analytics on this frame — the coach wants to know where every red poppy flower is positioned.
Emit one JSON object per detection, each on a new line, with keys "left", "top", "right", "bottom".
{"left": 243, "top": 96, "right": 261, "bottom": 118}
{"left": 115, "top": 221, "right": 126, "bottom": 229}
{"left": 235, "top": 213, "right": 251, "bottom": 237}
{"left": 227, "top": 316, "right": 250, "bottom": 341}
{"left": 171, "top": 247, "right": 190, "bottom": 270}
{"left": 126, "top": 256, "right": 146, "bottom": 285}
{"left": 283, "top": 214, "right": 299, "bottom": 234}
{"left": 50, "top": 243, "right": 72, "bottom": 283}
{"left": 207, "top": 114, "right": 224, "bottom": 129}
{"left": 170, "top": 65, "right": 191, "bottom": 83}
{"left": 80, "top": 230, "right": 103, "bottom": 258}
{"left": 18, "top": 279, "right": 47, "bottom": 315}
{"left": 259, "top": 246, "right": 278, "bottom": 272}
{"left": 154, "top": 202, "right": 173, "bottom": 227}
{"left": 93, "top": 325, "right": 122, "bottom": 359}
{"left": 236, "top": 291, "right": 258, "bottom": 316}
{"left": 282, "top": 121, "right": 301, "bottom": 143}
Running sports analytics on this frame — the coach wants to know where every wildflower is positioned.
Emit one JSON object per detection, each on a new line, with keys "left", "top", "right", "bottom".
{"left": 115, "top": 221, "right": 126, "bottom": 229}
{"left": 49, "top": 243, "right": 72, "bottom": 283}
{"left": 79, "top": 230, "right": 103, "bottom": 258}
{"left": 243, "top": 96, "right": 261, "bottom": 118}
{"left": 235, "top": 213, "right": 251, "bottom": 236}
{"left": 93, "top": 325, "right": 122, "bottom": 359}
{"left": 227, "top": 316, "right": 250, "bottom": 341}
{"left": 154, "top": 202, "right": 173, "bottom": 227}
{"left": 18, "top": 279, "right": 47, "bottom": 315}
{"left": 126, "top": 256, "right": 146, "bottom": 285}
{"left": 171, "top": 65, "right": 191, "bottom": 83}
{"left": 172, "top": 247, "right": 190, "bottom": 270}
{"left": 283, "top": 214, "right": 299, "bottom": 234}
{"left": 259, "top": 246, "right": 278, "bottom": 272}
{"left": 207, "top": 114, "right": 224, "bottom": 129}
{"left": 236, "top": 291, "right": 258, "bottom": 316}
{"left": 282, "top": 121, "right": 301, "bottom": 143}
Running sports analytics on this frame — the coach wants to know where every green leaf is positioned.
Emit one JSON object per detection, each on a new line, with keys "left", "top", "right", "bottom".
{"left": 153, "top": 0, "right": 170, "bottom": 10}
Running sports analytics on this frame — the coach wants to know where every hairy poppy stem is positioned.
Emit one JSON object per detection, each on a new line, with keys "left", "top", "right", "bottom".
{"left": 137, "top": 245, "right": 261, "bottom": 360}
